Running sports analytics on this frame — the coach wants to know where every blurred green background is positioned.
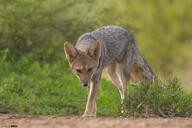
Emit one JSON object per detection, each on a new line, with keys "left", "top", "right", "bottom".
{"left": 0, "top": 0, "right": 192, "bottom": 89}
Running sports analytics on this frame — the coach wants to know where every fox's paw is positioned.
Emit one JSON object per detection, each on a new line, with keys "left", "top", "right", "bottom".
{"left": 120, "top": 104, "right": 127, "bottom": 117}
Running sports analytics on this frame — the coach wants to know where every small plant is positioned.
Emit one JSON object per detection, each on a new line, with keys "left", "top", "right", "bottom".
{"left": 124, "top": 78, "right": 192, "bottom": 117}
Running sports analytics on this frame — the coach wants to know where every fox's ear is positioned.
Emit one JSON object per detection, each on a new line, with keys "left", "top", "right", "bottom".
{"left": 87, "top": 40, "right": 101, "bottom": 62}
{"left": 64, "top": 42, "right": 78, "bottom": 63}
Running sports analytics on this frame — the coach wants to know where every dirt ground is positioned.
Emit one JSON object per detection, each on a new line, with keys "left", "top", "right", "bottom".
{"left": 1, "top": 114, "right": 192, "bottom": 128}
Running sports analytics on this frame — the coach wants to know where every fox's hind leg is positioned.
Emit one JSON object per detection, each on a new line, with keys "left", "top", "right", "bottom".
{"left": 110, "top": 46, "right": 135, "bottom": 116}
{"left": 106, "top": 45, "right": 136, "bottom": 105}
{"left": 116, "top": 44, "right": 137, "bottom": 103}
{"left": 106, "top": 62, "right": 124, "bottom": 104}
{"left": 116, "top": 63, "right": 130, "bottom": 104}
{"left": 116, "top": 61, "right": 135, "bottom": 104}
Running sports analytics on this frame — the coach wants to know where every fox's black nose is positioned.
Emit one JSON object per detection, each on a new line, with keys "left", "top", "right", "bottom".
{"left": 83, "top": 83, "right": 88, "bottom": 87}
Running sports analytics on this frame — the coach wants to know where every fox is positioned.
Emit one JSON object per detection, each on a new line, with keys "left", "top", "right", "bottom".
{"left": 64, "top": 26, "right": 155, "bottom": 117}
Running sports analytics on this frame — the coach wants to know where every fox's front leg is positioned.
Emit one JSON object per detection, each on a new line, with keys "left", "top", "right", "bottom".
{"left": 82, "top": 74, "right": 101, "bottom": 117}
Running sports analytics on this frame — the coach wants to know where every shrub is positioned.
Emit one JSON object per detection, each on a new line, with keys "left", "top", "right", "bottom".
{"left": 124, "top": 78, "right": 192, "bottom": 117}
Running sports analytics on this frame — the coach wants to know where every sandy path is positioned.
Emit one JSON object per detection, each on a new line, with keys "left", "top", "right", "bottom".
{"left": 0, "top": 114, "right": 192, "bottom": 128}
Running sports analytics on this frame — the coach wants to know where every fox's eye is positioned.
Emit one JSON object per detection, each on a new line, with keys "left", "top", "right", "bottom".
{"left": 88, "top": 68, "right": 93, "bottom": 72}
{"left": 76, "top": 69, "right": 81, "bottom": 73}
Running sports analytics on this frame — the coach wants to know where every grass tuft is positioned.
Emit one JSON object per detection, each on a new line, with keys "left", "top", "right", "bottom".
{"left": 124, "top": 78, "right": 192, "bottom": 117}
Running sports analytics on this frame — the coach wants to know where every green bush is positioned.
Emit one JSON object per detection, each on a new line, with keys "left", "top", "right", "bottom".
{"left": 0, "top": 0, "right": 95, "bottom": 61}
{"left": 1, "top": 0, "right": 191, "bottom": 75}
{"left": 124, "top": 78, "right": 192, "bottom": 117}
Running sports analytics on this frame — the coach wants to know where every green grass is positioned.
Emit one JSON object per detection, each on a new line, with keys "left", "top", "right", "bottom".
{"left": 0, "top": 56, "right": 120, "bottom": 116}
{"left": 0, "top": 55, "right": 192, "bottom": 117}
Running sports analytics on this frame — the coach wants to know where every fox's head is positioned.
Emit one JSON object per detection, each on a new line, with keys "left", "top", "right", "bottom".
{"left": 64, "top": 41, "right": 101, "bottom": 87}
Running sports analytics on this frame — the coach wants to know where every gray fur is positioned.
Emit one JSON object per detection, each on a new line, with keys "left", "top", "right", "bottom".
{"left": 76, "top": 25, "right": 155, "bottom": 82}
